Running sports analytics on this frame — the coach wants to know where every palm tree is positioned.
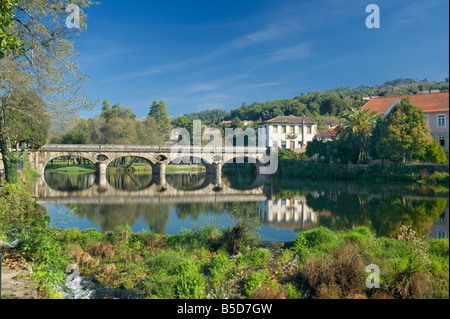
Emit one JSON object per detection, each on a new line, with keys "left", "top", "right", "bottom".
{"left": 336, "top": 108, "right": 378, "bottom": 161}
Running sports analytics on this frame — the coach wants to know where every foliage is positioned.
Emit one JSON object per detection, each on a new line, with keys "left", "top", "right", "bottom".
{"left": 0, "top": 0, "right": 23, "bottom": 58}
{"left": 5, "top": 92, "right": 49, "bottom": 149}
{"left": 182, "top": 108, "right": 227, "bottom": 124}
{"left": 292, "top": 226, "right": 338, "bottom": 257}
{"left": 336, "top": 108, "right": 378, "bottom": 160}
{"left": 422, "top": 139, "right": 448, "bottom": 163}
{"left": 218, "top": 78, "right": 448, "bottom": 126}
{"left": 239, "top": 248, "right": 271, "bottom": 266}
{"left": 175, "top": 258, "right": 206, "bottom": 299}
{"left": 397, "top": 225, "right": 431, "bottom": 276}
{"left": 222, "top": 202, "right": 261, "bottom": 254}
{"left": 0, "top": 182, "right": 46, "bottom": 231}
{"left": 0, "top": 0, "right": 97, "bottom": 183}
{"left": 149, "top": 100, "right": 172, "bottom": 133}
{"left": 244, "top": 269, "right": 269, "bottom": 296}
{"left": 50, "top": 107, "right": 166, "bottom": 146}
{"left": 376, "top": 97, "right": 433, "bottom": 162}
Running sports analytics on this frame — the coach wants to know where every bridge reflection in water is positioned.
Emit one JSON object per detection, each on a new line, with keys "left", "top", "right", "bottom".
{"left": 33, "top": 170, "right": 449, "bottom": 241}
{"left": 32, "top": 171, "right": 324, "bottom": 236}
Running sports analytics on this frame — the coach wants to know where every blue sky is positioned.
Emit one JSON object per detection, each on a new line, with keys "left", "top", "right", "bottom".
{"left": 73, "top": 0, "right": 449, "bottom": 118}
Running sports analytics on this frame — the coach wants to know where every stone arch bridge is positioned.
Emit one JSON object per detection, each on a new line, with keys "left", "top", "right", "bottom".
{"left": 28, "top": 144, "right": 276, "bottom": 186}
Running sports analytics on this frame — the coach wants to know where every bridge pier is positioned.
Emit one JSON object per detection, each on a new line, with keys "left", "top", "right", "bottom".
{"left": 212, "top": 162, "right": 222, "bottom": 186}
{"left": 153, "top": 162, "right": 167, "bottom": 185}
{"left": 95, "top": 161, "right": 108, "bottom": 190}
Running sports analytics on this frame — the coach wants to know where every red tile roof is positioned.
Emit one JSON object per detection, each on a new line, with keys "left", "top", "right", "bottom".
{"left": 260, "top": 114, "right": 317, "bottom": 124}
{"left": 362, "top": 92, "right": 449, "bottom": 115}
{"left": 316, "top": 130, "right": 337, "bottom": 137}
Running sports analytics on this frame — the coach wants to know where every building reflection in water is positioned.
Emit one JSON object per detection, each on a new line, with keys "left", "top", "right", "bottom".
{"left": 259, "top": 197, "right": 327, "bottom": 231}
{"left": 429, "top": 204, "right": 449, "bottom": 239}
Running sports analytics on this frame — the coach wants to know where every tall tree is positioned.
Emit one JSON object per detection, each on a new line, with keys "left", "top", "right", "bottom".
{"left": 148, "top": 100, "right": 171, "bottom": 132}
{"left": 336, "top": 107, "right": 377, "bottom": 161}
{"left": 0, "top": 0, "right": 96, "bottom": 183}
{"left": 376, "top": 97, "right": 432, "bottom": 162}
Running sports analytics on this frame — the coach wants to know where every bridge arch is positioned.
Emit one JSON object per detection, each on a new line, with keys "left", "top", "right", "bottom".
{"left": 167, "top": 154, "right": 215, "bottom": 174}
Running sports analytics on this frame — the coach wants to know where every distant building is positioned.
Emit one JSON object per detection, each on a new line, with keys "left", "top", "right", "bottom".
{"left": 315, "top": 129, "right": 337, "bottom": 142}
{"left": 258, "top": 114, "right": 317, "bottom": 150}
{"left": 362, "top": 92, "right": 449, "bottom": 157}
{"left": 220, "top": 120, "right": 252, "bottom": 126}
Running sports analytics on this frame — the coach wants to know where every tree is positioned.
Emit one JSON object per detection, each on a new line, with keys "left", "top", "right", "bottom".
{"left": 100, "top": 99, "right": 111, "bottom": 120}
{"left": 148, "top": 100, "right": 171, "bottom": 132}
{"left": 0, "top": 0, "right": 23, "bottom": 58}
{"left": 137, "top": 116, "right": 165, "bottom": 146}
{"left": 376, "top": 97, "right": 432, "bottom": 162}
{"left": 0, "top": 0, "right": 96, "bottom": 183}
{"left": 5, "top": 92, "right": 50, "bottom": 148}
{"left": 335, "top": 107, "right": 377, "bottom": 161}
{"left": 422, "top": 139, "right": 448, "bottom": 163}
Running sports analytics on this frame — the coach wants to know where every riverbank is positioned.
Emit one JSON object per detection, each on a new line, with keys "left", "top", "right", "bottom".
{"left": 1, "top": 181, "right": 448, "bottom": 299}
{"left": 277, "top": 159, "right": 449, "bottom": 185}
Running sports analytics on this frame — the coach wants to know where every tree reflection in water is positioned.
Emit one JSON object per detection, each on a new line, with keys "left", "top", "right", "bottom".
{"left": 42, "top": 171, "right": 448, "bottom": 241}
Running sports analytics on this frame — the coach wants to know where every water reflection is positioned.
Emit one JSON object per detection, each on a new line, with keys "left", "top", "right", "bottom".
{"left": 44, "top": 171, "right": 95, "bottom": 191}
{"left": 38, "top": 171, "right": 449, "bottom": 241}
{"left": 166, "top": 173, "right": 209, "bottom": 191}
{"left": 106, "top": 171, "right": 153, "bottom": 191}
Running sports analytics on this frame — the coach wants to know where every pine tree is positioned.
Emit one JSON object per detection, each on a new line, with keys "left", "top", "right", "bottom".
{"left": 148, "top": 100, "right": 172, "bottom": 132}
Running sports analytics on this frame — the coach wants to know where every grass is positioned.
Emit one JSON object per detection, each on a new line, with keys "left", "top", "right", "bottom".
{"left": 45, "top": 161, "right": 206, "bottom": 174}
{"left": 45, "top": 163, "right": 96, "bottom": 174}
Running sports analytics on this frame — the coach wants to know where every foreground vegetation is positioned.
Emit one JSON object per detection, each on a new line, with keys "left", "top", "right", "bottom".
{"left": 1, "top": 181, "right": 448, "bottom": 299}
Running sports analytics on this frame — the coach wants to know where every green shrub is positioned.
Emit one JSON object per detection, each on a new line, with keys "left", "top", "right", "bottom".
{"left": 240, "top": 248, "right": 270, "bottom": 266}
{"left": 339, "top": 226, "right": 374, "bottom": 244}
{"left": 244, "top": 269, "right": 269, "bottom": 296}
{"left": 209, "top": 252, "right": 233, "bottom": 282}
{"left": 175, "top": 259, "right": 206, "bottom": 299}
{"left": 139, "top": 229, "right": 161, "bottom": 246}
{"left": 428, "top": 239, "right": 449, "bottom": 258}
{"left": 80, "top": 228, "right": 103, "bottom": 246}
{"left": 109, "top": 224, "right": 132, "bottom": 245}
{"left": 284, "top": 282, "right": 302, "bottom": 299}
{"left": 292, "top": 226, "right": 338, "bottom": 256}
{"left": 117, "top": 280, "right": 135, "bottom": 290}
{"left": 60, "top": 228, "right": 82, "bottom": 243}
{"left": 278, "top": 249, "right": 294, "bottom": 265}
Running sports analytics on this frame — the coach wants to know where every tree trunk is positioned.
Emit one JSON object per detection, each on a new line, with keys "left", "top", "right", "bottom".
{"left": 0, "top": 103, "right": 19, "bottom": 184}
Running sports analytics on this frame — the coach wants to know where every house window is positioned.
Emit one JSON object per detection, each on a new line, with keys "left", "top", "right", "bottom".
{"left": 307, "top": 126, "right": 312, "bottom": 134}
{"left": 437, "top": 230, "right": 448, "bottom": 239}
{"left": 281, "top": 126, "right": 286, "bottom": 134}
{"left": 272, "top": 126, "right": 277, "bottom": 134}
{"left": 438, "top": 136, "right": 446, "bottom": 147}
{"left": 437, "top": 114, "right": 446, "bottom": 128}
{"left": 425, "top": 115, "right": 429, "bottom": 126}
{"left": 281, "top": 141, "right": 287, "bottom": 149}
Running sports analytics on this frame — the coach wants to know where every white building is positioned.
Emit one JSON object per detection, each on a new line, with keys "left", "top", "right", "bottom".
{"left": 258, "top": 115, "right": 317, "bottom": 150}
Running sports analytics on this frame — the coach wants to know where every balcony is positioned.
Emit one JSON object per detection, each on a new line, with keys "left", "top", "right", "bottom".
{"left": 286, "top": 133, "right": 297, "bottom": 139}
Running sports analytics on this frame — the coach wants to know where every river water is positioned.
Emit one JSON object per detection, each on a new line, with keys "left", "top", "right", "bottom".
{"left": 37, "top": 169, "right": 449, "bottom": 242}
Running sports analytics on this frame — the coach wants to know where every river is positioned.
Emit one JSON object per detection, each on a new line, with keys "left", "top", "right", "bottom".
{"left": 34, "top": 168, "right": 449, "bottom": 242}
